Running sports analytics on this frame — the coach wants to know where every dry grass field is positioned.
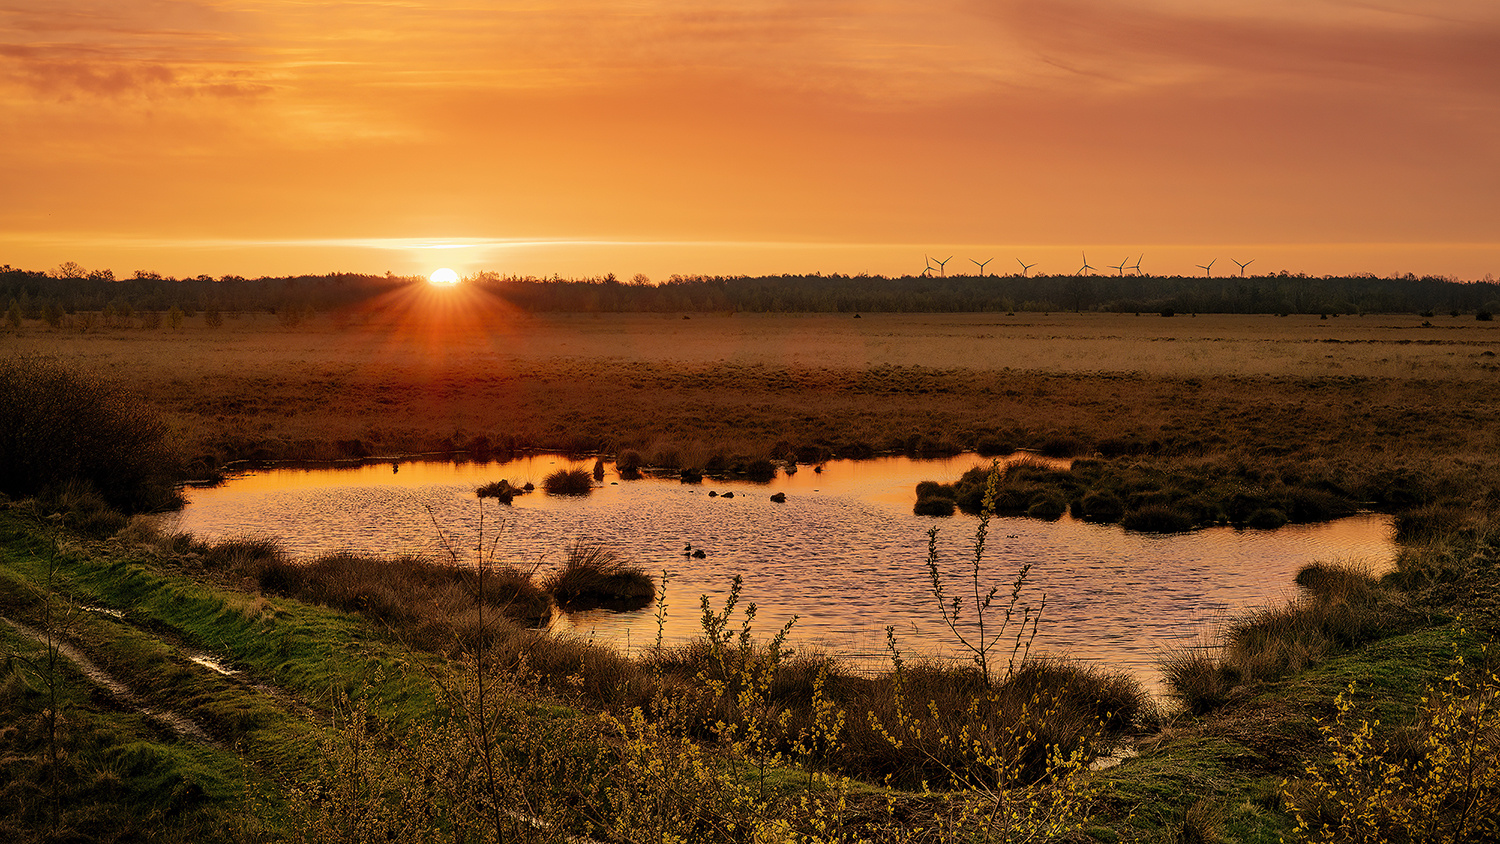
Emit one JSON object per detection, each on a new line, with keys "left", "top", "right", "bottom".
{"left": 6, "top": 308, "right": 1500, "bottom": 492}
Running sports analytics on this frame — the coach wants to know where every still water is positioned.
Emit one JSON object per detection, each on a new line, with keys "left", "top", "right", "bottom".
{"left": 162, "top": 455, "right": 1395, "bottom": 686}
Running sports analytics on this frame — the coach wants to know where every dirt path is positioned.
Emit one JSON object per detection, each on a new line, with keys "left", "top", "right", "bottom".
{"left": 0, "top": 614, "right": 215, "bottom": 744}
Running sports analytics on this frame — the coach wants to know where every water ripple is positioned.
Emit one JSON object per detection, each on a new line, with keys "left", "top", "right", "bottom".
{"left": 162, "top": 455, "right": 1395, "bottom": 689}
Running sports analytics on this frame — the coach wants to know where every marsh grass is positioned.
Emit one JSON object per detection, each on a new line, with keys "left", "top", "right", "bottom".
{"left": 475, "top": 478, "right": 521, "bottom": 503}
{"left": 23, "top": 315, "right": 1500, "bottom": 513}
{"left": 542, "top": 467, "right": 593, "bottom": 495}
{"left": 1160, "top": 561, "right": 1417, "bottom": 714}
{"left": 542, "top": 541, "right": 654, "bottom": 611}
{"left": 190, "top": 536, "right": 553, "bottom": 651}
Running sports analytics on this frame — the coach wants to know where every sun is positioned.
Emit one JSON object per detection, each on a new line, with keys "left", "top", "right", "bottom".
{"left": 428, "top": 267, "right": 459, "bottom": 285}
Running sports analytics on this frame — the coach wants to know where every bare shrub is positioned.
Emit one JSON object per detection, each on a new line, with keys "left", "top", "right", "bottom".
{"left": 0, "top": 356, "right": 184, "bottom": 512}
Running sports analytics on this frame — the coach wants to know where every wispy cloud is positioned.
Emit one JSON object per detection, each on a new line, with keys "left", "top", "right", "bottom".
{"left": 2, "top": 1, "right": 1497, "bottom": 278}
{"left": 982, "top": 0, "right": 1500, "bottom": 99}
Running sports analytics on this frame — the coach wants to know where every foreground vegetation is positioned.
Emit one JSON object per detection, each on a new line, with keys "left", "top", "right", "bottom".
{"left": 3, "top": 490, "right": 1498, "bottom": 842}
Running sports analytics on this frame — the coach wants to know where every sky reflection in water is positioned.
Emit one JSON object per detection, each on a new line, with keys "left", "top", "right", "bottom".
{"left": 165, "top": 455, "right": 1395, "bottom": 689}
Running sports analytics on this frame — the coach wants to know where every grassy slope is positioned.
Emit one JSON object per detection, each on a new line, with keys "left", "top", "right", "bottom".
{"left": 0, "top": 510, "right": 453, "bottom": 842}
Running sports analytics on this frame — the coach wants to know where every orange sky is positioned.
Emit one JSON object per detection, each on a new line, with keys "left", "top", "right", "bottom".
{"left": 3, "top": 1, "right": 1498, "bottom": 280}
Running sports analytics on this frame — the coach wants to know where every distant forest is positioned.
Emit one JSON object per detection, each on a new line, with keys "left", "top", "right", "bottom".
{"left": 4, "top": 264, "right": 1500, "bottom": 318}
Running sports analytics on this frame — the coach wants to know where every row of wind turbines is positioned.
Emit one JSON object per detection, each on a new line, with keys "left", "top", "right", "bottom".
{"left": 922, "top": 253, "right": 1255, "bottom": 278}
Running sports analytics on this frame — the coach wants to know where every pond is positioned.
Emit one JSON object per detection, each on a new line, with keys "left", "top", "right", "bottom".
{"left": 159, "top": 454, "right": 1396, "bottom": 689}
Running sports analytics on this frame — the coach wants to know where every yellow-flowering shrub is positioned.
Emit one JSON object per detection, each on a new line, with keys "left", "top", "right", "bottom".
{"left": 1284, "top": 639, "right": 1500, "bottom": 844}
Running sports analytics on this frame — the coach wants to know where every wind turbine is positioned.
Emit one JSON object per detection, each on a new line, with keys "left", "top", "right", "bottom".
{"left": 1016, "top": 259, "right": 1036, "bottom": 277}
{"left": 1196, "top": 259, "right": 1217, "bottom": 278}
{"left": 1077, "top": 251, "right": 1095, "bottom": 275}
{"left": 923, "top": 255, "right": 936, "bottom": 278}
{"left": 1130, "top": 254, "right": 1144, "bottom": 275}
{"left": 1109, "top": 257, "right": 1129, "bottom": 276}
{"left": 970, "top": 258, "right": 993, "bottom": 277}
{"left": 1233, "top": 259, "right": 1255, "bottom": 277}
{"left": 933, "top": 255, "right": 952, "bottom": 277}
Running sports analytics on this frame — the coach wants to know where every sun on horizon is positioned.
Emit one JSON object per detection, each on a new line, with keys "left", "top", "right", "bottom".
{"left": 428, "top": 268, "right": 459, "bottom": 285}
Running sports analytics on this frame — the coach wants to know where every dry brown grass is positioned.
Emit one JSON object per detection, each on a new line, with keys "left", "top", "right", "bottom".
{"left": 186, "top": 537, "right": 554, "bottom": 651}
{"left": 12, "top": 312, "right": 1500, "bottom": 524}
{"left": 542, "top": 541, "right": 654, "bottom": 611}
{"left": 1159, "top": 562, "right": 1419, "bottom": 714}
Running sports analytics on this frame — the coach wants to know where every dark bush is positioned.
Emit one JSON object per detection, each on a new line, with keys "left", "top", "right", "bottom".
{"left": 0, "top": 356, "right": 184, "bottom": 511}
{"left": 1026, "top": 494, "right": 1067, "bottom": 520}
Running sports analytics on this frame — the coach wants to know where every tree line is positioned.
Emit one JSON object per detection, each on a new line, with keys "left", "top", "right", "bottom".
{"left": 4, "top": 264, "right": 1498, "bottom": 318}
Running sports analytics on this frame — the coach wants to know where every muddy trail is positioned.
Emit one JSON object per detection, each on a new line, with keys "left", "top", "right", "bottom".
{"left": 2, "top": 613, "right": 219, "bottom": 744}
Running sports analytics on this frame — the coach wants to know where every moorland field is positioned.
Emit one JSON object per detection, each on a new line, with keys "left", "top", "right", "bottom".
{"left": 8, "top": 309, "right": 1500, "bottom": 470}
{"left": 4, "top": 298, "right": 1500, "bottom": 842}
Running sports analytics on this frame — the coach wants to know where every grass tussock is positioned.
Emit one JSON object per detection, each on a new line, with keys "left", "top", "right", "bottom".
{"left": 1121, "top": 503, "right": 1197, "bottom": 534}
{"left": 192, "top": 537, "right": 553, "bottom": 651}
{"left": 475, "top": 478, "right": 523, "bottom": 503}
{"left": 616, "top": 449, "right": 644, "bottom": 479}
{"left": 543, "top": 542, "right": 655, "bottom": 611}
{"left": 542, "top": 467, "right": 594, "bottom": 496}
{"left": 1160, "top": 561, "right": 1416, "bottom": 714}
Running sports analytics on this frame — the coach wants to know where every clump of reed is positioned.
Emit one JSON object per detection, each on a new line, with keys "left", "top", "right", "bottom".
{"left": 543, "top": 541, "right": 654, "bottom": 611}
{"left": 1073, "top": 490, "right": 1124, "bottom": 522}
{"left": 1120, "top": 503, "right": 1196, "bottom": 533}
{"left": 616, "top": 449, "right": 644, "bottom": 479}
{"left": 742, "top": 459, "right": 777, "bottom": 482}
{"left": 191, "top": 536, "right": 552, "bottom": 652}
{"left": 1159, "top": 561, "right": 1414, "bottom": 714}
{"left": 475, "top": 479, "right": 522, "bottom": 504}
{"left": 542, "top": 468, "right": 594, "bottom": 495}
{"left": 913, "top": 479, "right": 957, "bottom": 516}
